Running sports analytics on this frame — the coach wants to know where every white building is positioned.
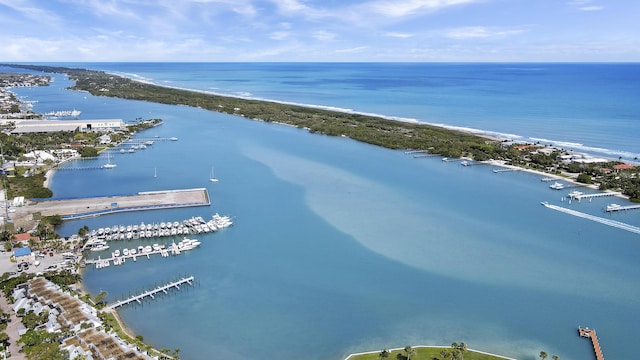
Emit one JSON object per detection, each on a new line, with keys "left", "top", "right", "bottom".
{"left": 11, "top": 119, "right": 125, "bottom": 133}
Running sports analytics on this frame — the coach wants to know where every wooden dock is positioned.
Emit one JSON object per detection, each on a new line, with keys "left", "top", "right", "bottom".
{"left": 579, "top": 327, "right": 605, "bottom": 360}
{"left": 108, "top": 276, "right": 194, "bottom": 309}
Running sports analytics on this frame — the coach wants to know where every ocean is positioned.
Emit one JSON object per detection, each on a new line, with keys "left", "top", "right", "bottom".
{"left": 3, "top": 63, "right": 640, "bottom": 360}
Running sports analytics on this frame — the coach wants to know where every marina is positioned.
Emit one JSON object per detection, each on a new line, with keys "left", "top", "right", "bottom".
{"left": 23, "top": 188, "right": 211, "bottom": 220}
{"left": 83, "top": 213, "right": 233, "bottom": 245}
{"left": 86, "top": 238, "right": 203, "bottom": 269}
{"left": 108, "top": 276, "right": 195, "bottom": 309}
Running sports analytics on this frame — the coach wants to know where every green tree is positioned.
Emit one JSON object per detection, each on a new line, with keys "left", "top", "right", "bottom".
{"left": 379, "top": 349, "right": 390, "bottom": 359}
{"left": 552, "top": 356, "right": 559, "bottom": 360}
{"left": 539, "top": 351, "right": 548, "bottom": 360}
{"left": 77, "top": 146, "right": 98, "bottom": 158}
{"left": 404, "top": 346, "right": 416, "bottom": 360}
{"left": 94, "top": 291, "right": 108, "bottom": 306}
{"left": 576, "top": 173, "right": 592, "bottom": 184}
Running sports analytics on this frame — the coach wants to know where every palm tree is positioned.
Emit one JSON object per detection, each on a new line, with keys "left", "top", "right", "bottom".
{"left": 458, "top": 342, "right": 467, "bottom": 360}
{"left": 379, "top": 349, "right": 390, "bottom": 359}
{"left": 539, "top": 351, "right": 548, "bottom": 360}
{"left": 552, "top": 356, "right": 559, "bottom": 360}
{"left": 404, "top": 345, "right": 416, "bottom": 360}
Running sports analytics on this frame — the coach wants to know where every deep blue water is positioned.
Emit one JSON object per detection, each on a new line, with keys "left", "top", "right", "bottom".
{"left": 3, "top": 63, "right": 640, "bottom": 360}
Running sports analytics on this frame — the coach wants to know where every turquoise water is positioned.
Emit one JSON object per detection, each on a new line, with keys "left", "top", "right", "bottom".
{"left": 4, "top": 65, "right": 640, "bottom": 360}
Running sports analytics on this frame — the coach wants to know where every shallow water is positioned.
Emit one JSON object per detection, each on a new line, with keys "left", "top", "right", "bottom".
{"left": 4, "top": 64, "right": 640, "bottom": 360}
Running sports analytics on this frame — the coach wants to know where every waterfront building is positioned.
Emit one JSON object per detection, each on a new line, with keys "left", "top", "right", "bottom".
{"left": 10, "top": 119, "right": 125, "bottom": 134}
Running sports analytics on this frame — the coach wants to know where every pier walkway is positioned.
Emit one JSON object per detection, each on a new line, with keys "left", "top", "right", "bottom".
{"left": 24, "top": 188, "right": 210, "bottom": 220}
{"left": 493, "top": 168, "right": 521, "bottom": 173}
{"left": 541, "top": 202, "right": 640, "bottom": 235}
{"left": 606, "top": 203, "right": 640, "bottom": 212}
{"left": 568, "top": 191, "right": 621, "bottom": 201}
{"left": 108, "top": 276, "right": 194, "bottom": 309}
{"left": 579, "top": 327, "right": 605, "bottom": 360}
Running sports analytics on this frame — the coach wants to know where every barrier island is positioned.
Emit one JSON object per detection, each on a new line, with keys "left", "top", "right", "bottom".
{"left": 2, "top": 64, "right": 639, "bottom": 201}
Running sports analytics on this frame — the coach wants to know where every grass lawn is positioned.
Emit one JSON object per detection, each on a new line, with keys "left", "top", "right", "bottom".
{"left": 348, "top": 346, "right": 511, "bottom": 360}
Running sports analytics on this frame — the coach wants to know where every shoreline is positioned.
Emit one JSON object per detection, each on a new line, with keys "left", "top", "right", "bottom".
{"left": 344, "top": 345, "right": 517, "bottom": 360}
{"left": 482, "top": 159, "right": 631, "bottom": 200}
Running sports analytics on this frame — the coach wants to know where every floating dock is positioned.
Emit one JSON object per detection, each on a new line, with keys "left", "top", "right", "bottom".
{"left": 108, "top": 276, "right": 194, "bottom": 309}
{"left": 579, "top": 327, "right": 605, "bottom": 360}
{"left": 26, "top": 188, "right": 210, "bottom": 220}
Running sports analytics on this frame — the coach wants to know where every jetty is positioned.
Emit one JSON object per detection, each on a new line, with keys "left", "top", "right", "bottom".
{"left": 108, "top": 276, "right": 194, "bottom": 309}
{"left": 26, "top": 188, "right": 210, "bottom": 220}
{"left": 579, "top": 327, "right": 605, "bottom": 360}
{"left": 568, "top": 191, "right": 621, "bottom": 201}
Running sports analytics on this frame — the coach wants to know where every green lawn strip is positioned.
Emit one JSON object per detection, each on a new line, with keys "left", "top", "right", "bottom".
{"left": 349, "top": 347, "right": 509, "bottom": 360}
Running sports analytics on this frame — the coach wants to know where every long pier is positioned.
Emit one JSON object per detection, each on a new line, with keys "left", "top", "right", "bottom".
{"left": 579, "top": 327, "right": 605, "bottom": 360}
{"left": 606, "top": 203, "right": 640, "bottom": 212}
{"left": 568, "top": 191, "right": 622, "bottom": 201}
{"left": 108, "top": 276, "right": 194, "bottom": 309}
{"left": 493, "top": 168, "right": 521, "bottom": 173}
{"left": 541, "top": 202, "right": 640, "bottom": 235}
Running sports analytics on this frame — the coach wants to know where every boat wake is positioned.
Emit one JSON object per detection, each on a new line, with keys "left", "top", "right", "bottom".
{"left": 541, "top": 202, "right": 640, "bottom": 235}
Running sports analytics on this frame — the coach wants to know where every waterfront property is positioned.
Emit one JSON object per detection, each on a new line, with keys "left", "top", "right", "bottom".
{"left": 10, "top": 119, "right": 125, "bottom": 133}
{"left": 13, "top": 277, "right": 154, "bottom": 359}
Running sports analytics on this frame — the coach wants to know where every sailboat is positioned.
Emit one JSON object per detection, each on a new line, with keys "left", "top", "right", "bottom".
{"left": 209, "top": 166, "right": 219, "bottom": 182}
{"left": 102, "top": 151, "right": 117, "bottom": 169}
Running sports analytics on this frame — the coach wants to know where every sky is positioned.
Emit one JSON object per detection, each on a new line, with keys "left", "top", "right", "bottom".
{"left": 0, "top": 0, "right": 639, "bottom": 62}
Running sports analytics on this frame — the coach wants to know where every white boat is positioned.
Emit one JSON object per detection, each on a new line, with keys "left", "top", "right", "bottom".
{"left": 123, "top": 248, "right": 130, "bottom": 256}
{"left": 549, "top": 182, "right": 565, "bottom": 190}
{"left": 102, "top": 152, "right": 117, "bottom": 169}
{"left": 209, "top": 166, "right": 219, "bottom": 182}
{"left": 91, "top": 244, "right": 110, "bottom": 252}
{"left": 114, "top": 249, "right": 120, "bottom": 257}
{"left": 606, "top": 204, "right": 622, "bottom": 211}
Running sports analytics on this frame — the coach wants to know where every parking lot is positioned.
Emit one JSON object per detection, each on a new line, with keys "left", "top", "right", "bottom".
{"left": 0, "top": 250, "right": 77, "bottom": 276}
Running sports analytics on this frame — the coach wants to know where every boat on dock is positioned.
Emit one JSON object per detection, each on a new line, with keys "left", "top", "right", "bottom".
{"left": 549, "top": 182, "right": 565, "bottom": 190}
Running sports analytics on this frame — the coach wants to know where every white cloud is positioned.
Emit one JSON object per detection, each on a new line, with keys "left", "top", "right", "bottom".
{"left": 313, "top": 31, "right": 336, "bottom": 41}
{"left": 336, "top": 46, "right": 368, "bottom": 53}
{"left": 579, "top": 6, "right": 603, "bottom": 11}
{"left": 385, "top": 32, "right": 414, "bottom": 38}
{"left": 269, "top": 31, "right": 291, "bottom": 40}
{"left": 366, "top": 0, "right": 481, "bottom": 18}
{"left": 444, "top": 26, "right": 525, "bottom": 40}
